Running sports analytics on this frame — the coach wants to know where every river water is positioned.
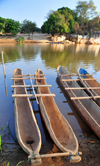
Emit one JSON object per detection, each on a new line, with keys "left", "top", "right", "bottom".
{"left": 0, "top": 43, "right": 100, "bottom": 143}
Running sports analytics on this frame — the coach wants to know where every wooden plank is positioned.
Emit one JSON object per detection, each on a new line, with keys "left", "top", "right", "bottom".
{"left": 12, "top": 94, "right": 56, "bottom": 97}
{"left": 28, "top": 151, "right": 82, "bottom": 159}
{"left": 71, "top": 95, "right": 100, "bottom": 100}
{"left": 65, "top": 87, "right": 86, "bottom": 90}
{"left": 11, "top": 85, "right": 52, "bottom": 88}
{"left": 12, "top": 74, "right": 45, "bottom": 77}
{"left": 65, "top": 87, "right": 100, "bottom": 90}
{"left": 11, "top": 77, "right": 46, "bottom": 80}
{"left": 62, "top": 78, "right": 98, "bottom": 82}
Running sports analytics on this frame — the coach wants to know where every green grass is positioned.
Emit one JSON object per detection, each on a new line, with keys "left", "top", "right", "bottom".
{"left": 7, "top": 162, "right": 10, "bottom": 166}
{"left": 16, "top": 161, "right": 24, "bottom": 166}
{"left": 6, "top": 161, "right": 24, "bottom": 166}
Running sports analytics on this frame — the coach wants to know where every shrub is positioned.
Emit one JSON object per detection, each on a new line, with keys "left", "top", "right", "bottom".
{"left": 16, "top": 37, "right": 24, "bottom": 43}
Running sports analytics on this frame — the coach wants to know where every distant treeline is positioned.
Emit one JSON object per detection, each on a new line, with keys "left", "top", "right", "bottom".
{"left": 0, "top": 0, "right": 100, "bottom": 36}
{"left": 0, "top": 18, "right": 40, "bottom": 36}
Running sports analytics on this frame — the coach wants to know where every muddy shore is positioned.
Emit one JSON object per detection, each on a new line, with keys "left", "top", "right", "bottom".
{"left": 0, "top": 134, "right": 100, "bottom": 166}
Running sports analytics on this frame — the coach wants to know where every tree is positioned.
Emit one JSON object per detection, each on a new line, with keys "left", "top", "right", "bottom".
{"left": 58, "top": 7, "right": 76, "bottom": 31}
{"left": 21, "top": 19, "right": 37, "bottom": 35}
{"left": 4, "top": 19, "right": 20, "bottom": 35}
{"left": 73, "top": 22, "right": 79, "bottom": 34}
{"left": 41, "top": 8, "right": 76, "bottom": 35}
{"left": 0, "top": 17, "right": 6, "bottom": 33}
{"left": 76, "top": 0, "right": 98, "bottom": 26}
{"left": 88, "top": 16, "right": 100, "bottom": 36}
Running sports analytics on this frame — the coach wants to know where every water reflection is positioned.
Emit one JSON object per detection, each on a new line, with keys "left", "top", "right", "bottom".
{"left": 0, "top": 44, "right": 100, "bottom": 72}
{"left": 40, "top": 44, "right": 100, "bottom": 73}
{"left": 0, "top": 43, "right": 100, "bottom": 144}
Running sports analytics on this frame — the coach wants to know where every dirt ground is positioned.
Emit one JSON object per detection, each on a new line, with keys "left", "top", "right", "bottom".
{"left": 0, "top": 133, "right": 100, "bottom": 166}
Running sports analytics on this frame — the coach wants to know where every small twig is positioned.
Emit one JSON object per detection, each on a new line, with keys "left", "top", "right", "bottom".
{"left": 0, "top": 157, "right": 5, "bottom": 163}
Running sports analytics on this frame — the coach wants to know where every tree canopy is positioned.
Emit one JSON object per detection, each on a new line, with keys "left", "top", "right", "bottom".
{"left": 41, "top": 7, "right": 76, "bottom": 35}
{"left": 76, "top": 0, "right": 98, "bottom": 25}
{"left": 41, "top": 1, "right": 99, "bottom": 36}
{"left": 0, "top": 17, "right": 6, "bottom": 33}
{"left": 21, "top": 19, "right": 37, "bottom": 35}
{"left": 5, "top": 19, "right": 21, "bottom": 35}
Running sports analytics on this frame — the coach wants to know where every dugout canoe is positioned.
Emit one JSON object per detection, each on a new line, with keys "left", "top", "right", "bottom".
{"left": 78, "top": 67, "right": 100, "bottom": 106}
{"left": 57, "top": 66, "right": 100, "bottom": 138}
{"left": 13, "top": 68, "right": 41, "bottom": 165}
{"left": 35, "top": 68, "right": 81, "bottom": 163}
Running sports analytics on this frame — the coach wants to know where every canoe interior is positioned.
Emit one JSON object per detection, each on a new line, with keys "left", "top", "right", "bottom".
{"left": 57, "top": 66, "right": 100, "bottom": 138}
{"left": 14, "top": 68, "right": 41, "bottom": 154}
{"left": 79, "top": 68, "right": 100, "bottom": 106}
{"left": 35, "top": 69, "right": 78, "bottom": 154}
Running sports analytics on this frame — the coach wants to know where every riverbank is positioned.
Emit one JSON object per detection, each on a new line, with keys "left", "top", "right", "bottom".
{"left": 0, "top": 33, "right": 100, "bottom": 45}
{"left": 0, "top": 34, "right": 51, "bottom": 44}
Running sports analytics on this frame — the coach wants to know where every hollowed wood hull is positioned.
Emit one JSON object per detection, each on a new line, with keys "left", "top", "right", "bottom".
{"left": 78, "top": 67, "right": 100, "bottom": 106}
{"left": 13, "top": 68, "right": 41, "bottom": 159}
{"left": 57, "top": 66, "right": 100, "bottom": 138}
{"left": 35, "top": 69, "right": 79, "bottom": 155}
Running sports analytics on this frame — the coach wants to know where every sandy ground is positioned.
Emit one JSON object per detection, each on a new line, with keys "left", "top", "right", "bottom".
{"left": 0, "top": 33, "right": 51, "bottom": 43}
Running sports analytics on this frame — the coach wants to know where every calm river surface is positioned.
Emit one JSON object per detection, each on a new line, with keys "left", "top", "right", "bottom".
{"left": 0, "top": 43, "right": 100, "bottom": 143}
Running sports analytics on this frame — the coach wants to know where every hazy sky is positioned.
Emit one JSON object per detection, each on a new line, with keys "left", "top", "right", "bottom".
{"left": 0, "top": 0, "right": 100, "bottom": 28}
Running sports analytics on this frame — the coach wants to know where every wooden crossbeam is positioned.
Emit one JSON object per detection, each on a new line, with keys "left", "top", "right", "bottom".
{"left": 11, "top": 85, "right": 52, "bottom": 88}
{"left": 12, "top": 74, "right": 45, "bottom": 77}
{"left": 71, "top": 95, "right": 100, "bottom": 100}
{"left": 28, "top": 151, "right": 82, "bottom": 159}
{"left": 60, "top": 74, "right": 90, "bottom": 76}
{"left": 12, "top": 94, "right": 56, "bottom": 97}
{"left": 65, "top": 87, "right": 100, "bottom": 90}
{"left": 62, "top": 78, "right": 98, "bottom": 82}
{"left": 11, "top": 77, "right": 46, "bottom": 80}
{"left": 78, "top": 74, "right": 95, "bottom": 100}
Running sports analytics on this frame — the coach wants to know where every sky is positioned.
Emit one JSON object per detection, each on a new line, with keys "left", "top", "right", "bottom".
{"left": 0, "top": 0, "right": 100, "bottom": 28}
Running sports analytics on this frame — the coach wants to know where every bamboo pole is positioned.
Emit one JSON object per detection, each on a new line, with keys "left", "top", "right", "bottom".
{"left": 62, "top": 78, "right": 98, "bottom": 82}
{"left": 12, "top": 94, "right": 56, "bottom": 97}
{"left": 78, "top": 73, "right": 95, "bottom": 100}
{"left": 29, "top": 73, "right": 39, "bottom": 104}
{"left": 12, "top": 74, "right": 45, "bottom": 77}
{"left": 1, "top": 51, "right": 8, "bottom": 97}
{"left": 11, "top": 77, "right": 46, "bottom": 80}
{"left": 11, "top": 85, "right": 52, "bottom": 88}
{"left": 28, "top": 151, "right": 82, "bottom": 159}
{"left": 65, "top": 87, "right": 100, "bottom": 90}
{"left": 71, "top": 95, "right": 100, "bottom": 100}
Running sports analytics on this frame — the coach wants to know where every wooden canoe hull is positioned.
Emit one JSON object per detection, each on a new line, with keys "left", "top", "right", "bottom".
{"left": 35, "top": 69, "right": 79, "bottom": 155}
{"left": 57, "top": 66, "right": 100, "bottom": 138}
{"left": 13, "top": 68, "right": 41, "bottom": 158}
{"left": 78, "top": 67, "right": 100, "bottom": 106}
